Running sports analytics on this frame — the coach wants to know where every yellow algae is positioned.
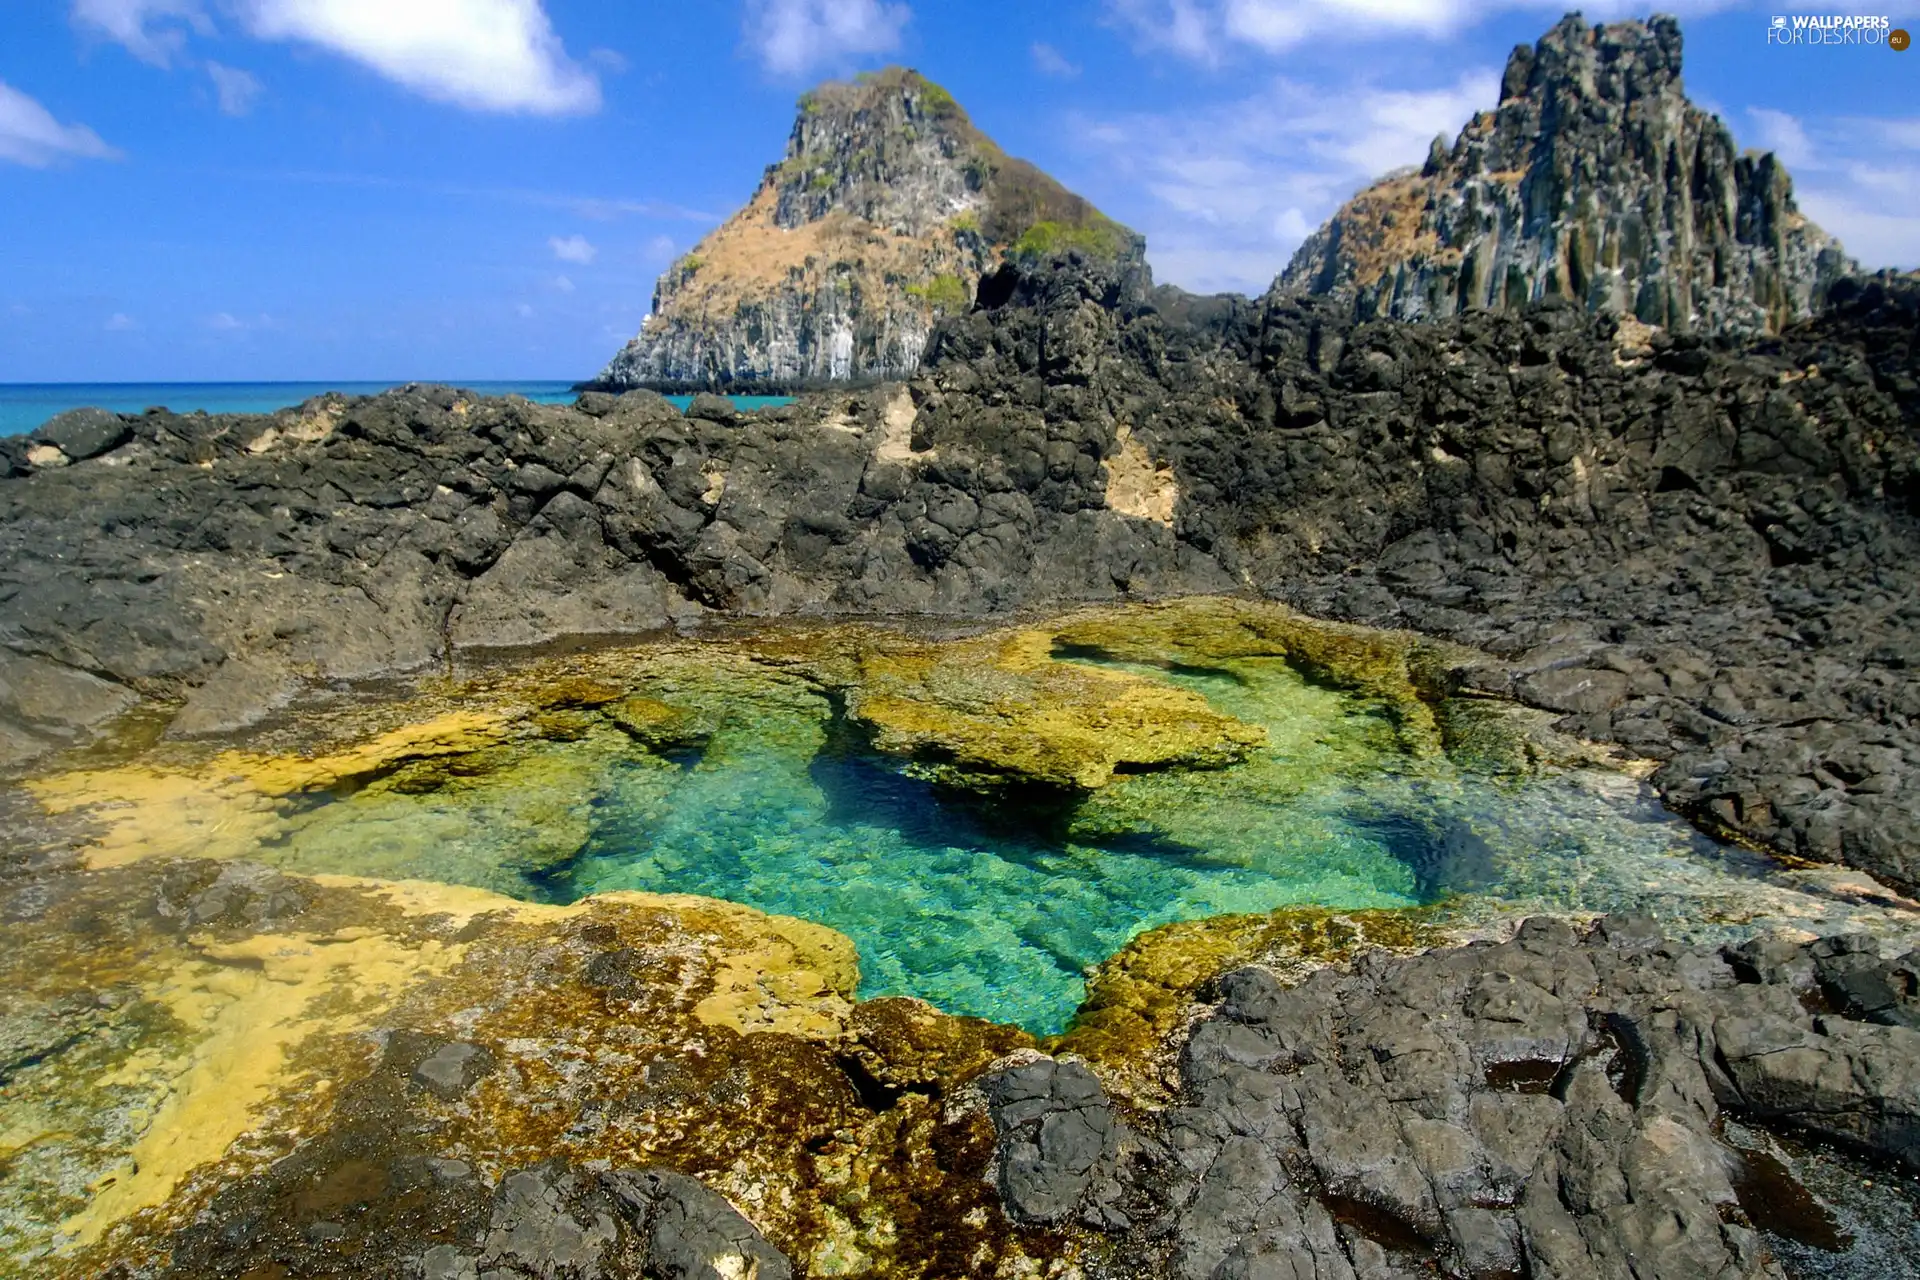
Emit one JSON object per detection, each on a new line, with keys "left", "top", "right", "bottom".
{"left": 29, "top": 710, "right": 519, "bottom": 871}
{"left": 1047, "top": 596, "right": 1451, "bottom": 756}
{"left": 845, "top": 633, "right": 1267, "bottom": 792}
{"left": 693, "top": 910, "right": 861, "bottom": 1038}
{"left": 318, "top": 875, "right": 861, "bottom": 1038}
{"left": 312, "top": 873, "right": 592, "bottom": 926}
{"left": 228, "top": 710, "right": 516, "bottom": 794}
{"left": 57, "top": 924, "right": 464, "bottom": 1249}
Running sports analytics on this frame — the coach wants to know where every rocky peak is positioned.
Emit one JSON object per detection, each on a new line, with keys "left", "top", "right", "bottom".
{"left": 1277, "top": 12, "right": 1857, "bottom": 337}
{"left": 773, "top": 69, "right": 981, "bottom": 236}
{"left": 594, "top": 68, "right": 1139, "bottom": 392}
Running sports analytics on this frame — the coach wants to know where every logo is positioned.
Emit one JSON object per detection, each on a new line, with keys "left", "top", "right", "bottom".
{"left": 1766, "top": 13, "right": 1899, "bottom": 45}
{"left": 1894, "top": 27, "right": 1912, "bottom": 49}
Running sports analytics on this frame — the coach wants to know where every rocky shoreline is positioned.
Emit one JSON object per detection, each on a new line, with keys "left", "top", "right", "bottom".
{"left": 4, "top": 249, "right": 1919, "bottom": 1280}
{"left": 4, "top": 255, "right": 1916, "bottom": 891}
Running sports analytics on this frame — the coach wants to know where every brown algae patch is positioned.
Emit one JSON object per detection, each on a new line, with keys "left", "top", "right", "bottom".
{"left": 59, "top": 870, "right": 1069, "bottom": 1279}
{"left": 21, "top": 870, "right": 880, "bottom": 1275}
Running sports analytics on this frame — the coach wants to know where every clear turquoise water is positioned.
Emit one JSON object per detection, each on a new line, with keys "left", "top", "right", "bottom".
{"left": 216, "top": 638, "right": 1920, "bottom": 1033}
{"left": 660, "top": 394, "right": 796, "bottom": 413}
{"left": 0, "top": 384, "right": 795, "bottom": 436}
{"left": 531, "top": 655, "right": 1890, "bottom": 1033}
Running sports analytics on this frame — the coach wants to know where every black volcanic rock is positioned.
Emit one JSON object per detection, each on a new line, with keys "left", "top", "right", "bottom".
{"left": 1, "top": 258, "right": 1917, "bottom": 887}
{"left": 1278, "top": 13, "right": 1856, "bottom": 337}
{"left": 34, "top": 407, "right": 131, "bottom": 461}
{"left": 984, "top": 916, "right": 1920, "bottom": 1278}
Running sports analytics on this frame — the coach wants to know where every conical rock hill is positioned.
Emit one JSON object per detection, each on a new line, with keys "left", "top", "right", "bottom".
{"left": 595, "top": 67, "right": 1138, "bottom": 391}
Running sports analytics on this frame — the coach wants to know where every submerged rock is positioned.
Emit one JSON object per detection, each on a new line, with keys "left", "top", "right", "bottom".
{"left": 840, "top": 625, "right": 1269, "bottom": 793}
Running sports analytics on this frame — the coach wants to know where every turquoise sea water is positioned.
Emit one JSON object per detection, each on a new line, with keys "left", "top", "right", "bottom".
{"left": 53, "top": 629, "right": 1920, "bottom": 1034}
{"left": 0, "top": 383, "right": 795, "bottom": 436}
{"left": 0, "top": 381, "right": 576, "bottom": 436}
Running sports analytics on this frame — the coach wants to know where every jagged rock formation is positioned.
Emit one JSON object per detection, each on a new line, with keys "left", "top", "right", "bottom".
{"left": 592, "top": 67, "right": 1139, "bottom": 391}
{"left": 1277, "top": 13, "right": 1857, "bottom": 337}
{"left": 984, "top": 916, "right": 1920, "bottom": 1278}
{"left": 2, "top": 255, "right": 1918, "bottom": 888}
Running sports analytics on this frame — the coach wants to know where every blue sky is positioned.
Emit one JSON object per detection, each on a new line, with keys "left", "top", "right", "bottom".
{"left": 1, "top": 0, "right": 1915, "bottom": 382}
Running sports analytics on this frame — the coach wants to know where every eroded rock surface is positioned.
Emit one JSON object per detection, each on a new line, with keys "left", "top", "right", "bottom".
{"left": 1278, "top": 14, "right": 1855, "bottom": 336}
{"left": 985, "top": 916, "right": 1920, "bottom": 1279}
{"left": 593, "top": 66, "right": 1138, "bottom": 391}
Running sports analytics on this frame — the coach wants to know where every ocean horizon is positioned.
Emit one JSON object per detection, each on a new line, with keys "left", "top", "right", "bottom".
{"left": 0, "top": 382, "right": 801, "bottom": 437}
{"left": 0, "top": 380, "right": 581, "bottom": 437}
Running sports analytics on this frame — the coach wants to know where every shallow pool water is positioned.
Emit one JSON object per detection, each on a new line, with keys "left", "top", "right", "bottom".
{"left": 53, "top": 622, "right": 1913, "bottom": 1036}
{"left": 526, "top": 650, "right": 1860, "bottom": 1032}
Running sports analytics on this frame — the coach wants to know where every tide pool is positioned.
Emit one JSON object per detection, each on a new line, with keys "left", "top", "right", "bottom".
{"left": 36, "top": 610, "right": 1908, "bottom": 1037}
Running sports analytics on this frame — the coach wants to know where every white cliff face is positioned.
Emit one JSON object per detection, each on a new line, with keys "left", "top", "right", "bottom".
{"left": 1277, "top": 14, "right": 1857, "bottom": 338}
{"left": 595, "top": 68, "right": 1133, "bottom": 390}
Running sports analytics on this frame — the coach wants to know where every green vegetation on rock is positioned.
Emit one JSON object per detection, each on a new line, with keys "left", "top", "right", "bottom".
{"left": 916, "top": 77, "right": 960, "bottom": 119}
{"left": 1012, "top": 216, "right": 1135, "bottom": 262}
{"left": 905, "top": 274, "right": 969, "bottom": 311}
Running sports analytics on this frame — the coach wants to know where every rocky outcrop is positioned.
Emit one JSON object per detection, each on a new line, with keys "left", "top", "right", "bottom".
{"left": 2, "top": 252, "right": 1917, "bottom": 885}
{"left": 983, "top": 915, "right": 1920, "bottom": 1278}
{"left": 592, "top": 67, "right": 1139, "bottom": 391}
{"left": 1277, "top": 14, "right": 1857, "bottom": 337}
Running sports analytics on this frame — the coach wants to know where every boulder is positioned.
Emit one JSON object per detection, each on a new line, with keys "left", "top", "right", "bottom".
{"left": 33, "top": 407, "right": 130, "bottom": 461}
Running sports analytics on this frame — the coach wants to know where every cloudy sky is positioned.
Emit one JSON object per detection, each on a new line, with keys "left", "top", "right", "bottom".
{"left": 2, "top": 0, "right": 1915, "bottom": 381}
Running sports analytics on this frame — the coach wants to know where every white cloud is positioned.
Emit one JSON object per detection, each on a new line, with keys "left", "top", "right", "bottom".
{"left": 516, "top": 302, "right": 536, "bottom": 318}
{"left": 1740, "top": 107, "right": 1920, "bottom": 271}
{"left": 1074, "top": 68, "right": 1497, "bottom": 294}
{"left": 207, "top": 310, "right": 278, "bottom": 331}
{"left": 206, "top": 61, "right": 263, "bottom": 115}
{"left": 71, "top": 0, "right": 209, "bottom": 66}
{"left": 105, "top": 312, "right": 139, "bottom": 331}
{"left": 1108, "top": 0, "right": 1748, "bottom": 59}
{"left": 552, "top": 274, "right": 575, "bottom": 293}
{"left": 644, "top": 233, "right": 676, "bottom": 261}
{"left": 1031, "top": 41, "right": 1080, "bottom": 77}
{"left": 1747, "top": 106, "right": 1814, "bottom": 169}
{"left": 744, "top": 0, "right": 910, "bottom": 76}
{"left": 74, "top": 0, "right": 599, "bottom": 115}
{"left": 238, "top": 0, "right": 600, "bottom": 114}
{"left": 549, "top": 233, "right": 597, "bottom": 264}
{"left": 0, "top": 80, "right": 123, "bottom": 167}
